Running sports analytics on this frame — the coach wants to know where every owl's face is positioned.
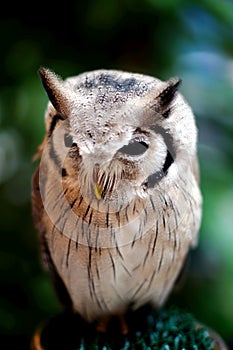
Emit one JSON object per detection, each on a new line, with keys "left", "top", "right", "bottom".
{"left": 40, "top": 68, "right": 197, "bottom": 205}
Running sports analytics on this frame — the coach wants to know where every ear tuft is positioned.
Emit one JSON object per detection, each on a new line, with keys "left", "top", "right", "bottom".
{"left": 38, "top": 67, "right": 69, "bottom": 116}
{"left": 158, "top": 77, "right": 181, "bottom": 108}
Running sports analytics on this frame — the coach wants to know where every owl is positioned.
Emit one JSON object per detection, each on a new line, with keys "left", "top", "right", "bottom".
{"left": 32, "top": 67, "right": 202, "bottom": 334}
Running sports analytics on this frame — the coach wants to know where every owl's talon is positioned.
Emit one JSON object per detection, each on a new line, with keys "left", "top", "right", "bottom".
{"left": 119, "top": 314, "right": 128, "bottom": 335}
{"left": 96, "top": 315, "right": 112, "bottom": 333}
{"left": 30, "top": 324, "right": 44, "bottom": 350}
{"left": 96, "top": 315, "right": 129, "bottom": 335}
{"left": 96, "top": 315, "right": 128, "bottom": 334}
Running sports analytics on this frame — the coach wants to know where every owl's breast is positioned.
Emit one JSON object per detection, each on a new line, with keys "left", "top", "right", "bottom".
{"left": 49, "top": 217, "right": 192, "bottom": 322}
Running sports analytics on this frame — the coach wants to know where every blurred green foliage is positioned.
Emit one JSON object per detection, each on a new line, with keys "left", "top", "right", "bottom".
{"left": 0, "top": 0, "right": 233, "bottom": 348}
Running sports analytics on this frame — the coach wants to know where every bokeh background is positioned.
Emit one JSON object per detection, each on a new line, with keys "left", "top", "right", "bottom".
{"left": 1, "top": 1, "right": 233, "bottom": 348}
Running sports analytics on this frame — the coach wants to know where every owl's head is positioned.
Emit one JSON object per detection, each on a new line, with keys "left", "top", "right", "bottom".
{"left": 39, "top": 68, "right": 198, "bottom": 207}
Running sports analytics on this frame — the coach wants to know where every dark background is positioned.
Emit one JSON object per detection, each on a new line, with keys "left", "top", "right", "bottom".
{"left": 0, "top": 1, "right": 233, "bottom": 349}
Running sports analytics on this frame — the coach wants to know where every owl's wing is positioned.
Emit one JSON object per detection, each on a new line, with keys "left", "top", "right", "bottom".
{"left": 192, "top": 154, "right": 200, "bottom": 185}
{"left": 32, "top": 163, "right": 73, "bottom": 308}
{"left": 32, "top": 163, "right": 50, "bottom": 270}
{"left": 173, "top": 250, "right": 191, "bottom": 292}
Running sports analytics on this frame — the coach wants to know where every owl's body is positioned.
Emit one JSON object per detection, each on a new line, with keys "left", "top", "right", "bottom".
{"left": 32, "top": 68, "right": 202, "bottom": 325}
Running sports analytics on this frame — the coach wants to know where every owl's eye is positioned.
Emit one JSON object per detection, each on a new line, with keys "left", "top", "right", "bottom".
{"left": 64, "top": 133, "right": 77, "bottom": 148}
{"left": 119, "top": 140, "right": 148, "bottom": 156}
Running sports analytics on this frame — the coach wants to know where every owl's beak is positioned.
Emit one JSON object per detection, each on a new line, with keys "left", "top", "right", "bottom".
{"left": 93, "top": 165, "right": 104, "bottom": 200}
{"left": 93, "top": 182, "right": 103, "bottom": 200}
{"left": 93, "top": 164, "right": 115, "bottom": 200}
